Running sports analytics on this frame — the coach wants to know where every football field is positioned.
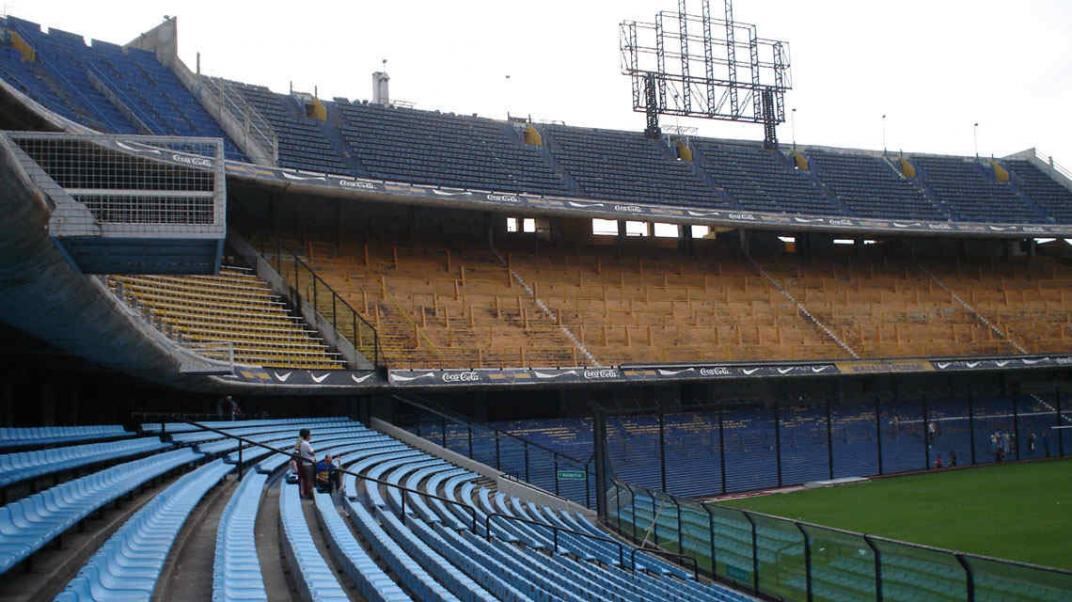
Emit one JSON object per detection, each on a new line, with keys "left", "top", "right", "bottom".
{"left": 723, "top": 459, "right": 1072, "bottom": 569}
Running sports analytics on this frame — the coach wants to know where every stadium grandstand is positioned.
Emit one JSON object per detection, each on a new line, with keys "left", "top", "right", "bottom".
{"left": 0, "top": 4, "right": 1070, "bottom": 602}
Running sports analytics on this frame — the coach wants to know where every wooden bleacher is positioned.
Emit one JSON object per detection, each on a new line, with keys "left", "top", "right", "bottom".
{"left": 502, "top": 246, "right": 845, "bottom": 364}
{"left": 263, "top": 230, "right": 1072, "bottom": 369}
{"left": 109, "top": 267, "right": 345, "bottom": 370}
{"left": 297, "top": 241, "right": 577, "bottom": 369}
{"left": 761, "top": 256, "right": 1016, "bottom": 358}
{"left": 929, "top": 255, "right": 1072, "bottom": 355}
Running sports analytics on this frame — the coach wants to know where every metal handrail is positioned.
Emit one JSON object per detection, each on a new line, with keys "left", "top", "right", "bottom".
{"left": 629, "top": 547, "right": 700, "bottom": 581}
{"left": 484, "top": 512, "right": 625, "bottom": 567}
{"left": 273, "top": 240, "right": 382, "bottom": 369}
{"left": 181, "top": 420, "right": 477, "bottom": 532}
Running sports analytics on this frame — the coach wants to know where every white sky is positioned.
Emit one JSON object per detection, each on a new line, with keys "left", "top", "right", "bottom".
{"left": 10, "top": 0, "right": 1072, "bottom": 165}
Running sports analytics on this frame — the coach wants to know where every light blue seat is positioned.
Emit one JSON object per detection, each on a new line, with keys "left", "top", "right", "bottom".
{"left": 341, "top": 494, "right": 462, "bottom": 602}
{"left": 0, "top": 437, "right": 172, "bottom": 488}
{"left": 141, "top": 417, "right": 349, "bottom": 434}
{"left": 0, "top": 425, "right": 131, "bottom": 449}
{"left": 213, "top": 471, "right": 269, "bottom": 601}
{"left": 0, "top": 447, "right": 202, "bottom": 575}
{"left": 313, "top": 493, "right": 414, "bottom": 601}
{"left": 277, "top": 483, "right": 348, "bottom": 601}
{"left": 57, "top": 459, "right": 233, "bottom": 600}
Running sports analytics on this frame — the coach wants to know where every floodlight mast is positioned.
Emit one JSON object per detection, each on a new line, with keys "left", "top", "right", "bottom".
{"left": 620, "top": 0, "right": 792, "bottom": 147}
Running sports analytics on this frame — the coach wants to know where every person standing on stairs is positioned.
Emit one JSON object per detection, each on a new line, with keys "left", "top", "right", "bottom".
{"left": 296, "top": 428, "right": 316, "bottom": 499}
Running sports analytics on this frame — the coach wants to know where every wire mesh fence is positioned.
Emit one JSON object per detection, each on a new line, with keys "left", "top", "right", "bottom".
{"left": 6, "top": 132, "right": 225, "bottom": 235}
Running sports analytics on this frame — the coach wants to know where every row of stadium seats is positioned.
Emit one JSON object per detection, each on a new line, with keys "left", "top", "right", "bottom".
{"left": 3, "top": 16, "right": 1071, "bottom": 225}
{"left": 0, "top": 417, "right": 366, "bottom": 586}
{"left": 278, "top": 232, "right": 1072, "bottom": 367}
{"left": 0, "top": 424, "right": 131, "bottom": 448}
{"left": 0, "top": 17, "right": 245, "bottom": 159}
{"left": 505, "top": 245, "right": 845, "bottom": 364}
{"left": 286, "top": 239, "right": 578, "bottom": 369}
{"left": 109, "top": 266, "right": 346, "bottom": 370}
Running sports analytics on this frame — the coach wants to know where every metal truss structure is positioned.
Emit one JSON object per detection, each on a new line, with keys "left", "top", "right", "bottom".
{"left": 620, "top": 0, "right": 792, "bottom": 146}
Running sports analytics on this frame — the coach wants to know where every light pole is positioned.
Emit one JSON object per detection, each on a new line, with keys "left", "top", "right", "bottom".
{"left": 791, "top": 108, "right": 797, "bottom": 149}
{"left": 881, "top": 114, "right": 887, "bottom": 154}
{"left": 973, "top": 122, "right": 980, "bottom": 159}
{"left": 504, "top": 74, "right": 512, "bottom": 119}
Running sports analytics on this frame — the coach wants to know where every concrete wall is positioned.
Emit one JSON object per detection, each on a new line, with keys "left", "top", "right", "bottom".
{"left": 371, "top": 417, "right": 595, "bottom": 517}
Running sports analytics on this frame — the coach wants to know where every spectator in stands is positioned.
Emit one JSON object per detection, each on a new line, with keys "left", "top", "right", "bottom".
{"left": 227, "top": 396, "right": 241, "bottom": 421}
{"left": 934, "top": 454, "right": 943, "bottom": 470}
{"left": 295, "top": 429, "right": 315, "bottom": 499}
{"left": 949, "top": 449, "right": 958, "bottom": 467}
{"left": 316, "top": 454, "right": 341, "bottom": 493}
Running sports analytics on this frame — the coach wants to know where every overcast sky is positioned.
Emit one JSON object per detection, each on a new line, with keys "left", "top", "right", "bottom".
{"left": 10, "top": 1, "right": 1072, "bottom": 165}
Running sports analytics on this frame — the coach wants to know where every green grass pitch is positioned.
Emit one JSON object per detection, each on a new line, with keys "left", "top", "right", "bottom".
{"left": 723, "top": 459, "right": 1072, "bottom": 569}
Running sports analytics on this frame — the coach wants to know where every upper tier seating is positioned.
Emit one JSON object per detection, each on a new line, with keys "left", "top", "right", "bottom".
{"left": 1004, "top": 159, "right": 1072, "bottom": 223}
{"left": 283, "top": 230, "right": 1072, "bottom": 367}
{"left": 226, "top": 79, "right": 353, "bottom": 175}
{"left": 110, "top": 267, "right": 345, "bottom": 370}
{"left": 0, "top": 17, "right": 244, "bottom": 160}
{"left": 692, "top": 139, "right": 839, "bottom": 215}
{"left": 0, "top": 424, "right": 131, "bottom": 449}
{"left": 3, "top": 15, "right": 1071, "bottom": 225}
{"left": 913, "top": 156, "right": 1044, "bottom": 223}
{"left": 336, "top": 101, "right": 571, "bottom": 194}
{"left": 542, "top": 125, "right": 724, "bottom": 207}
{"left": 806, "top": 150, "right": 947, "bottom": 221}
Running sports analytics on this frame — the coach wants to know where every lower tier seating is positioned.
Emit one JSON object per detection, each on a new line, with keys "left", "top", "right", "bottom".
{"left": 213, "top": 471, "right": 269, "bottom": 602}
{"left": 0, "top": 447, "right": 202, "bottom": 574}
{"left": 0, "top": 425, "right": 132, "bottom": 449}
{"left": 0, "top": 436, "right": 172, "bottom": 488}
{"left": 57, "top": 459, "right": 234, "bottom": 600}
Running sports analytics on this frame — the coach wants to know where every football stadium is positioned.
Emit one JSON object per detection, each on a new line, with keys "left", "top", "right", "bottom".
{"left": 0, "top": 1, "right": 1070, "bottom": 600}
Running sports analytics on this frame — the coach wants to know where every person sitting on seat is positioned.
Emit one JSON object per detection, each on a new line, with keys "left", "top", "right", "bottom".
{"left": 315, "top": 454, "right": 341, "bottom": 494}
